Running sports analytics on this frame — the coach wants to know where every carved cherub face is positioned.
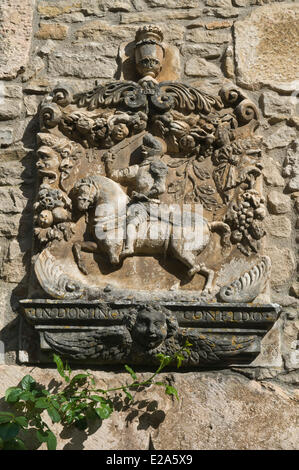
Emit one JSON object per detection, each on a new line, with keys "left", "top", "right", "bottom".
{"left": 111, "top": 123, "right": 129, "bottom": 142}
{"left": 38, "top": 210, "right": 53, "bottom": 228}
{"left": 76, "top": 184, "right": 97, "bottom": 211}
{"left": 132, "top": 309, "right": 168, "bottom": 349}
{"left": 36, "top": 146, "right": 60, "bottom": 183}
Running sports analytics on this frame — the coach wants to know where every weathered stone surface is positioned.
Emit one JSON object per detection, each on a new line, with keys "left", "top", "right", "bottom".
{"left": 267, "top": 191, "right": 291, "bottom": 214}
{"left": 24, "top": 95, "right": 41, "bottom": 117}
{"left": 0, "top": 188, "right": 26, "bottom": 214}
{"left": 262, "top": 157, "right": 285, "bottom": 187}
{"left": 37, "top": 1, "right": 82, "bottom": 18}
{"left": 0, "top": 367, "right": 298, "bottom": 449}
{"left": 0, "top": 0, "right": 34, "bottom": 79}
{"left": 290, "top": 282, "right": 299, "bottom": 299}
{"left": 186, "top": 28, "right": 231, "bottom": 44}
{"left": 264, "top": 246, "right": 295, "bottom": 288}
{"left": 234, "top": 4, "right": 299, "bottom": 89}
{"left": 205, "top": 20, "right": 233, "bottom": 29}
{"left": 265, "top": 215, "right": 292, "bottom": 238}
{"left": 262, "top": 91, "right": 296, "bottom": 121}
{"left": 48, "top": 47, "right": 118, "bottom": 79}
{"left": 205, "top": 0, "right": 232, "bottom": 7}
{"left": 181, "top": 44, "right": 223, "bottom": 59}
{"left": 283, "top": 141, "right": 299, "bottom": 193}
{"left": 121, "top": 9, "right": 202, "bottom": 23}
{"left": 0, "top": 161, "right": 25, "bottom": 186}
{"left": 185, "top": 57, "right": 222, "bottom": 77}
{"left": 264, "top": 124, "right": 297, "bottom": 150}
{"left": 1, "top": 238, "right": 30, "bottom": 283}
{"left": 21, "top": 56, "right": 45, "bottom": 83}
{"left": 0, "top": 128, "right": 13, "bottom": 147}
{"left": 35, "top": 23, "right": 69, "bottom": 41}
{"left": 0, "top": 99, "right": 22, "bottom": 121}
{"left": 146, "top": 0, "right": 199, "bottom": 7}
{"left": 0, "top": 213, "right": 22, "bottom": 237}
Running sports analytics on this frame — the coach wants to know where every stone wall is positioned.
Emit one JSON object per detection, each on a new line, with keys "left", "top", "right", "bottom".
{"left": 0, "top": 0, "right": 298, "bottom": 449}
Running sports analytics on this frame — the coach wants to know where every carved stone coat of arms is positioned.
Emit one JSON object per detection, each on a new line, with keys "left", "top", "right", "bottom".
{"left": 20, "top": 25, "right": 280, "bottom": 367}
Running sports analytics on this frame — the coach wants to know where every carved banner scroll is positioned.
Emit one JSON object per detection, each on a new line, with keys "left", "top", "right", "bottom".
{"left": 21, "top": 25, "right": 280, "bottom": 367}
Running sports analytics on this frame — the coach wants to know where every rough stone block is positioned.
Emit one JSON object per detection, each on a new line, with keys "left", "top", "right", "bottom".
{"left": 265, "top": 215, "right": 292, "bottom": 238}
{"left": 234, "top": 4, "right": 299, "bottom": 89}
{"left": 264, "top": 124, "right": 297, "bottom": 150}
{"left": 267, "top": 191, "right": 291, "bottom": 215}
{"left": 0, "top": 128, "right": 13, "bottom": 147}
{"left": 186, "top": 28, "right": 231, "bottom": 44}
{"left": 35, "top": 23, "right": 69, "bottom": 40}
{"left": 37, "top": 1, "right": 82, "bottom": 18}
{"left": 265, "top": 245, "right": 295, "bottom": 288}
{"left": 181, "top": 44, "right": 223, "bottom": 59}
{"left": 262, "top": 91, "right": 296, "bottom": 121}
{"left": 185, "top": 57, "right": 222, "bottom": 78}
{"left": 0, "top": 161, "right": 24, "bottom": 186}
{"left": 145, "top": 0, "right": 199, "bottom": 7}
{"left": 48, "top": 47, "right": 118, "bottom": 79}
{"left": 0, "top": 188, "right": 26, "bottom": 214}
{"left": 0, "top": 0, "right": 34, "bottom": 80}
{"left": 262, "top": 157, "right": 285, "bottom": 187}
{"left": 121, "top": 9, "right": 202, "bottom": 23}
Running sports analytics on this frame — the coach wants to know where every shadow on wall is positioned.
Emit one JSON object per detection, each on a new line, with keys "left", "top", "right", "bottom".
{"left": 0, "top": 115, "right": 39, "bottom": 362}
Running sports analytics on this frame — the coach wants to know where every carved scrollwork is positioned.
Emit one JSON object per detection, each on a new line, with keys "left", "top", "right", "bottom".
{"left": 39, "top": 100, "right": 62, "bottom": 130}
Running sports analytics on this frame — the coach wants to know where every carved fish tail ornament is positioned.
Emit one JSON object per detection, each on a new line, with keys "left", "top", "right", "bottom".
{"left": 218, "top": 256, "right": 271, "bottom": 303}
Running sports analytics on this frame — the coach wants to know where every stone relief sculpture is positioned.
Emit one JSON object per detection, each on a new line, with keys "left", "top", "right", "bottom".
{"left": 20, "top": 25, "right": 280, "bottom": 367}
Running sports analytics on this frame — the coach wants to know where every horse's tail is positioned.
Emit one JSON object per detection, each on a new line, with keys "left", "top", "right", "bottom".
{"left": 209, "top": 221, "right": 231, "bottom": 253}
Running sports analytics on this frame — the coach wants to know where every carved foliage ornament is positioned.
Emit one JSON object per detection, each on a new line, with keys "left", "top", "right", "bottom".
{"left": 22, "top": 25, "right": 279, "bottom": 366}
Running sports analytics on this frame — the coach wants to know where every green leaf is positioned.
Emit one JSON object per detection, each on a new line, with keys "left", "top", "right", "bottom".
{"left": 0, "top": 436, "right": 3, "bottom": 450}
{"left": 21, "top": 374, "right": 36, "bottom": 392}
{"left": 175, "top": 353, "right": 185, "bottom": 368}
{"left": 154, "top": 381, "right": 166, "bottom": 387}
{"left": 36, "top": 429, "right": 49, "bottom": 443}
{"left": 19, "top": 391, "right": 35, "bottom": 402}
{"left": 165, "top": 385, "right": 179, "bottom": 400}
{"left": 14, "top": 416, "right": 28, "bottom": 428}
{"left": 47, "top": 406, "right": 61, "bottom": 424}
{"left": 0, "top": 412, "right": 14, "bottom": 424}
{"left": 90, "top": 395, "right": 105, "bottom": 403}
{"left": 5, "top": 387, "right": 23, "bottom": 403}
{"left": 0, "top": 423, "right": 20, "bottom": 441}
{"left": 42, "top": 389, "right": 50, "bottom": 396}
{"left": 70, "top": 374, "right": 88, "bottom": 385}
{"left": 53, "top": 354, "right": 65, "bottom": 379}
{"left": 35, "top": 397, "right": 49, "bottom": 409}
{"left": 124, "top": 389, "right": 133, "bottom": 401}
{"left": 124, "top": 365, "right": 137, "bottom": 380}
{"left": 48, "top": 398, "right": 60, "bottom": 410}
{"left": 95, "top": 404, "right": 112, "bottom": 420}
{"left": 3, "top": 438, "right": 27, "bottom": 450}
{"left": 46, "top": 431, "right": 57, "bottom": 451}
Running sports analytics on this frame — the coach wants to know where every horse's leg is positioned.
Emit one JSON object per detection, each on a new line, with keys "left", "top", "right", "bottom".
{"left": 198, "top": 265, "right": 214, "bottom": 293}
{"left": 170, "top": 240, "right": 201, "bottom": 278}
{"left": 73, "top": 241, "right": 98, "bottom": 275}
{"left": 170, "top": 238, "right": 214, "bottom": 292}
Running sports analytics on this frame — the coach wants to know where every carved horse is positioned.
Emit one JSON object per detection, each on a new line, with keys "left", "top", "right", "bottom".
{"left": 72, "top": 175, "right": 231, "bottom": 293}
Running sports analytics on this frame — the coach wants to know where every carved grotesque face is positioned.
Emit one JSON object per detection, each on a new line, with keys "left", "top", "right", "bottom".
{"left": 136, "top": 56, "right": 162, "bottom": 79}
{"left": 36, "top": 146, "right": 60, "bottom": 183}
{"left": 60, "top": 146, "right": 78, "bottom": 181}
{"left": 132, "top": 309, "right": 168, "bottom": 349}
{"left": 111, "top": 123, "right": 129, "bottom": 142}
{"left": 77, "top": 184, "right": 97, "bottom": 211}
{"left": 38, "top": 210, "right": 53, "bottom": 228}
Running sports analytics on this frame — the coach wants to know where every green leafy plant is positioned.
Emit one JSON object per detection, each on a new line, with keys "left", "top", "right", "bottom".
{"left": 0, "top": 342, "right": 191, "bottom": 450}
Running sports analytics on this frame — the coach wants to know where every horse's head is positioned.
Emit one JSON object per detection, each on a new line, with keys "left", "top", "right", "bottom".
{"left": 74, "top": 177, "right": 100, "bottom": 212}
